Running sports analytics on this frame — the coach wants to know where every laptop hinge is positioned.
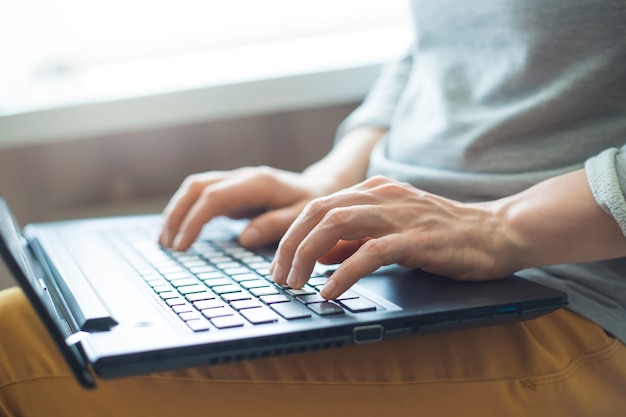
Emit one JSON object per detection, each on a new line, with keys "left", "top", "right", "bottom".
{"left": 27, "top": 237, "right": 118, "bottom": 332}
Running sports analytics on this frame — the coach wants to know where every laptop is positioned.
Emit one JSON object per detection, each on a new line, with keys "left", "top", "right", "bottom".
{"left": 0, "top": 196, "right": 567, "bottom": 389}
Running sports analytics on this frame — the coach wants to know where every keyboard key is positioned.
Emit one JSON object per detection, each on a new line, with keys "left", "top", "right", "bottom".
{"left": 178, "top": 284, "right": 208, "bottom": 295}
{"left": 146, "top": 278, "right": 169, "bottom": 287}
{"left": 271, "top": 302, "right": 312, "bottom": 320}
{"left": 166, "top": 297, "right": 187, "bottom": 307}
{"left": 286, "top": 286, "right": 316, "bottom": 296}
{"left": 222, "top": 292, "right": 251, "bottom": 302}
{"left": 203, "top": 278, "right": 233, "bottom": 287}
{"left": 230, "top": 273, "right": 260, "bottom": 282}
{"left": 196, "top": 250, "right": 221, "bottom": 258}
{"left": 334, "top": 290, "right": 360, "bottom": 301}
{"left": 240, "top": 280, "right": 269, "bottom": 289}
{"left": 172, "top": 304, "right": 194, "bottom": 313}
{"left": 223, "top": 267, "right": 250, "bottom": 276}
{"left": 230, "top": 299, "right": 264, "bottom": 310}
{"left": 216, "top": 262, "right": 240, "bottom": 270}
{"left": 185, "top": 291, "right": 215, "bottom": 302}
{"left": 219, "top": 246, "right": 249, "bottom": 258}
{"left": 207, "top": 256, "right": 232, "bottom": 264}
{"left": 141, "top": 272, "right": 164, "bottom": 282}
{"left": 260, "top": 294, "right": 290, "bottom": 304}
{"left": 197, "top": 271, "right": 227, "bottom": 280}
{"left": 251, "top": 287, "right": 280, "bottom": 297}
{"left": 163, "top": 271, "right": 193, "bottom": 281}
{"left": 182, "top": 260, "right": 209, "bottom": 268}
{"left": 307, "top": 301, "right": 344, "bottom": 316}
{"left": 153, "top": 284, "right": 174, "bottom": 293}
{"left": 213, "top": 284, "right": 241, "bottom": 294}
{"left": 239, "top": 256, "right": 265, "bottom": 264}
{"left": 340, "top": 298, "right": 378, "bottom": 313}
{"left": 194, "top": 299, "right": 226, "bottom": 310}
{"left": 189, "top": 265, "right": 216, "bottom": 274}
{"left": 255, "top": 267, "right": 271, "bottom": 276}
{"left": 247, "top": 261, "right": 271, "bottom": 270}
{"left": 173, "top": 253, "right": 200, "bottom": 262}
{"left": 179, "top": 311, "right": 203, "bottom": 321}
{"left": 297, "top": 293, "right": 326, "bottom": 304}
{"left": 169, "top": 278, "right": 201, "bottom": 287}
{"left": 159, "top": 291, "right": 180, "bottom": 300}
{"left": 307, "top": 277, "right": 329, "bottom": 287}
{"left": 186, "top": 319, "right": 211, "bottom": 332}
{"left": 240, "top": 306, "right": 279, "bottom": 324}
{"left": 155, "top": 261, "right": 188, "bottom": 276}
{"left": 211, "top": 315, "right": 245, "bottom": 329}
{"left": 202, "top": 306, "right": 236, "bottom": 319}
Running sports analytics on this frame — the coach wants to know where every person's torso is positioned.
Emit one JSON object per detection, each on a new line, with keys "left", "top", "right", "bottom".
{"left": 370, "top": 0, "right": 626, "bottom": 201}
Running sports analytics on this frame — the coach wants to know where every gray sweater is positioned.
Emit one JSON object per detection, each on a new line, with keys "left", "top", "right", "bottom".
{"left": 338, "top": 0, "right": 626, "bottom": 342}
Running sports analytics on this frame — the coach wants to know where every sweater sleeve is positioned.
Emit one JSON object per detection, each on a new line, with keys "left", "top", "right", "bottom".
{"left": 585, "top": 145, "right": 626, "bottom": 236}
{"left": 335, "top": 48, "right": 414, "bottom": 142}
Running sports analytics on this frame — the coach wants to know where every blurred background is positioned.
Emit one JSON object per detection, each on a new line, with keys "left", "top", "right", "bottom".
{"left": 0, "top": 0, "right": 411, "bottom": 289}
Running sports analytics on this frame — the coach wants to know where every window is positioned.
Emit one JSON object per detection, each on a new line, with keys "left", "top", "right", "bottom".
{"left": 0, "top": 0, "right": 411, "bottom": 146}
{"left": 1, "top": 0, "right": 410, "bottom": 108}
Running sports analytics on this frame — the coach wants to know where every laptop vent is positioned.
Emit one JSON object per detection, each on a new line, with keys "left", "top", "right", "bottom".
{"left": 206, "top": 339, "right": 346, "bottom": 366}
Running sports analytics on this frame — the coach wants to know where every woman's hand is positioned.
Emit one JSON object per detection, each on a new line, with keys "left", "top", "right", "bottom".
{"left": 270, "top": 176, "right": 522, "bottom": 300}
{"left": 159, "top": 127, "right": 387, "bottom": 251}
{"left": 159, "top": 166, "right": 333, "bottom": 251}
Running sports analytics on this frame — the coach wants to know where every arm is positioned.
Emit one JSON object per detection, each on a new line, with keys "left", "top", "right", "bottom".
{"left": 490, "top": 169, "right": 626, "bottom": 270}
{"left": 270, "top": 167, "right": 626, "bottom": 299}
{"left": 501, "top": 146, "right": 626, "bottom": 269}
{"left": 302, "top": 127, "right": 386, "bottom": 193}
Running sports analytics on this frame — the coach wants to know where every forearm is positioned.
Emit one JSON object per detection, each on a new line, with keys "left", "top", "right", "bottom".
{"left": 302, "top": 127, "right": 387, "bottom": 195}
{"left": 493, "top": 169, "right": 626, "bottom": 270}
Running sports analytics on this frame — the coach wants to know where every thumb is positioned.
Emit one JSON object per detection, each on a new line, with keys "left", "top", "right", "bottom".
{"left": 238, "top": 204, "right": 304, "bottom": 248}
{"left": 318, "top": 238, "right": 371, "bottom": 264}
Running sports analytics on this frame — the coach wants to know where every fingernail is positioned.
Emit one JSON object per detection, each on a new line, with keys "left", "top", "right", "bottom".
{"left": 165, "top": 233, "right": 173, "bottom": 248}
{"left": 286, "top": 270, "right": 299, "bottom": 288}
{"left": 320, "top": 279, "right": 337, "bottom": 299}
{"left": 173, "top": 233, "right": 185, "bottom": 251}
{"left": 272, "top": 264, "right": 286, "bottom": 285}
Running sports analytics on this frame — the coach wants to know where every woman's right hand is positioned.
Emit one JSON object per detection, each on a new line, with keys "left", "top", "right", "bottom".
{"left": 158, "top": 166, "right": 332, "bottom": 251}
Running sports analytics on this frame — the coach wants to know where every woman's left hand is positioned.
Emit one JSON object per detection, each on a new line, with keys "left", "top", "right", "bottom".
{"left": 269, "top": 176, "right": 521, "bottom": 300}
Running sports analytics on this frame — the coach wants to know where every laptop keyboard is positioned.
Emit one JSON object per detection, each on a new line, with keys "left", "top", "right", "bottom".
{"left": 107, "top": 219, "right": 383, "bottom": 332}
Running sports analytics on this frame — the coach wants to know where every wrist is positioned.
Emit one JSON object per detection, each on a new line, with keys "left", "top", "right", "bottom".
{"left": 486, "top": 169, "right": 626, "bottom": 270}
{"left": 485, "top": 196, "right": 537, "bottom": 273}
{"left": 302, "top": 126, "right": 387, "bottom": 195}
{"left": 301, "top": 166, "right": 359, "bottom": 196}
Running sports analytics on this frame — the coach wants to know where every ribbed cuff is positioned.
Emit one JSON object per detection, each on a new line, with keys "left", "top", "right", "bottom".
{"left": 585, "top": 147, "right": 626, "bottom": 236}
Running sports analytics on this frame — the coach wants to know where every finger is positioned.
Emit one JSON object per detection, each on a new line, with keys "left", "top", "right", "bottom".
{"left": 271, "top": 192, "right": 377, "bottom": 284}
{"left": 317, "top": 238, "right": 370, "bottom": 265}
{"left": 172, "top": 175, "right": 279, "bottom": 250}
{"left": 271, "top": 197, "right": 334, "bottom": 284}
{"left": 345, "top": 175, "right": 392, "bottom": 191}
{"left": 282, "top": 205, "right": 396, "bottom": 288}
{"left": 159, "top": 172, "right": 228, "bottom": 247}
{"left": 238, "top": 202, "right": 308, "bottom": 248}
{"left": 320, "top": 234, "right": 408, "bottom": 299}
